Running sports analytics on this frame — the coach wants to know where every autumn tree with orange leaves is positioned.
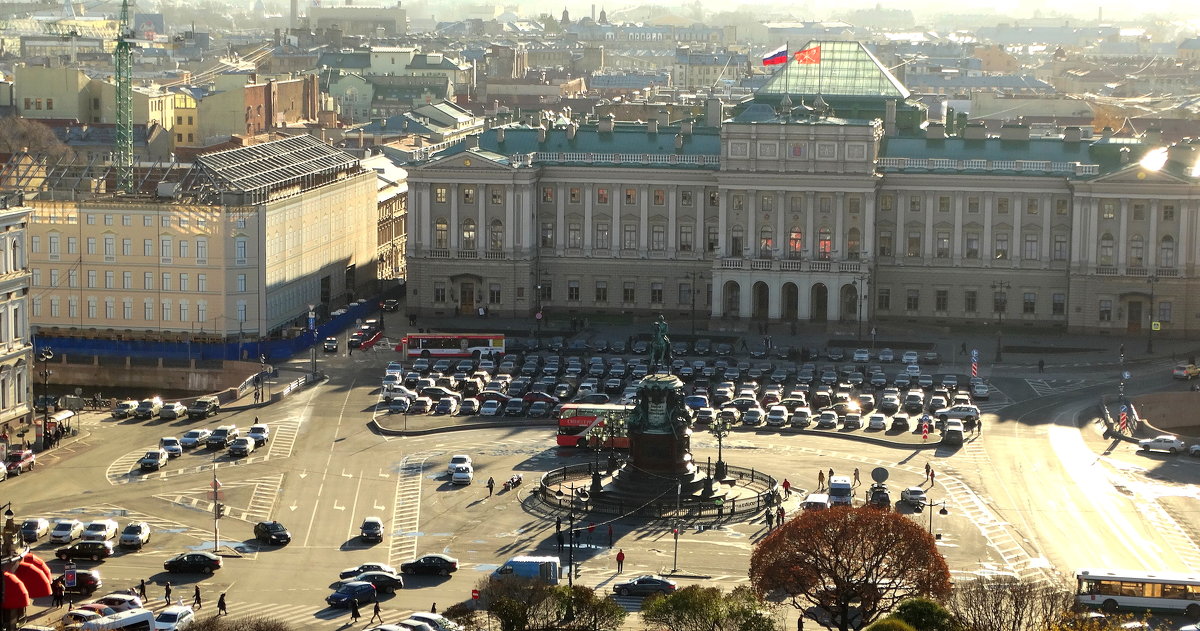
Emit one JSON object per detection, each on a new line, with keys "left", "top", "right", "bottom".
{"left": 749, "top": 506, "right": 951, "bottom": 631}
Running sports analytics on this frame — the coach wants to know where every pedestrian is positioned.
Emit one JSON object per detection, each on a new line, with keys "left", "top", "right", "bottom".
{"left": 798, "top": 615, "right": 805, "bottom": 631}
{"left": 782, "top": 478, "right": 791, "bottom": 498}
{"left": 828, "top": 467, "right": 834, "bottom": 483}
{"left": 817, "top": 470, "right": 825, "bottom": 489}
{"left": 608, "top": 523, "right": 614, "bottom": 548}
{"left": 853, "top": 468, "right": 860, "bottom": 486}
{"left": 486, "top": 476, "right": 495, "bottom": 496}
{"left": 1038, "top": 359, "right": 1045, "bottom": 373}
{"left": 978, "top": 416, "right": 983, "bottom": 433}
{"left": 555, "top": 516, "right": 562, "bottom": 533}
{"left": 960, "top": 342, "right": 967, "bottom": 355}
{"left": 192, "top": 586, "right": 201, "bottom": 610}
{"left": 163, "top": 581, "right": 172, "bottom": 605}
{"left": 924, "top": 462, "right": 931, "bottom": 480}
{"left": 556, "top": 531, "right": 564, "bottom": 552}
{"left": 51, "top": 578, "right": 63, "bottom": 608}
{"left": 777, "top": 506, "right": 785, "bottom": 524}
{"left": 350, "top": 600, "right": 361, "bottom": 623}
{"left": 138, "top": 579, "right": 147, "bottom": 601}
{"left": 253, "top": 390, "right": 260, "bottom": 404}
{"left": 930, "top": 468, "right": 936, "bottom": 485}
{"left": 370, "top": 601, "right": 383, "bottom": 623}
{"left": 615, "top": 549, "right": 625, "bottom": 573}
{"left": 430, "top": 603, "right": 437, "bottom": 614}
{"left": 217, "top": 593, "right": 227, "bottom": 615}
{"left": 765, "top": 509, "right": 775, "bottom": 530}
{"left": 740, "top": 339, "right": 749, "bottom": 352}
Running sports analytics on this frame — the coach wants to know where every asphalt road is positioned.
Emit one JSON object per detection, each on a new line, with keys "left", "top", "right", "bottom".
{"left": 12, "top": 324, "right": 1200, "bottom": 630}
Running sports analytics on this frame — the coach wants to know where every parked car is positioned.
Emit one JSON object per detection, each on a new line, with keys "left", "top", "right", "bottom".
{"left": 186, "top": 396, "right": 220, "bottom": 419}
{"left": 49, "top": 519, "right": 84, "bottom": 543}
{"left": 111, "top": 400, "right": 139, "bottom": 419}
{"left": 81, "top": 519, "right": 118, "bottom": 542}
{"left": 118, "top": 522, "right": 152, "bottom": 548}
{"left": 612, "top": 575, "right": 678, "bottom": 597}
{"left": 179, "top": 429, "right": 211, "bottom": 449}
{"left": 20, "top": 518, "right": 49, "bottom": 543}
{"left": 134, "top": 397, "right": 164, "bottom": 419}
{"left": 247, "top": 424, "right": 270, "bottom": 446}
{"left": 158, "top": 402, "right": 187, "bottom": 420}
{"left": 206, "top": 425, "right": 239, "bottom": 449}
{"left": 55, "top": 540, "right": 114, "bottom": 562}
{"left": 1139, "top": 435, "right": 1185, "bottom": 454}
{"left": 867, "top": 483, "right": 891, "bottom": 509}
{"left": 155, "top": 605, "right": 196, "bottom": 631}
{"left": 163, "top": 551, "right": 222, "bottom": 574}
{"left": 227, "top": 437, "right": 256, "bottom": 458}
{"left": 253, "top": 521, "right": 291, "bottom": 545}
{"left": 348, "top": 571, "right": 404, "bottom": 594}
{"left": 5, "top": 449, "right": 35, "bottom": 475}
{"left": 400, "top": 554, "right": 458, "bottom": 576}
{"left": 138, "top": 449, "right": 169, "bottom": 471}
{"left": 450, "top": 465, "right": 474, "bottom": 485}
{"left": 339, "top": 563, "right": 396, "bottom": 580}
{"left": 93, "top": 594, "right": 143, "bottom": 612}
{"left": 159, "top": 437, "right": 182, "bottom": 458}
{"left": 900, "top": 486, "right": 927, "bottom": 509}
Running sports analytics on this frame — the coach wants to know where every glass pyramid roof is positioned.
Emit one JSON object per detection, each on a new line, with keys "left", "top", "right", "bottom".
{"left": 757, "top": 40, "right": 910, "bottom": 99}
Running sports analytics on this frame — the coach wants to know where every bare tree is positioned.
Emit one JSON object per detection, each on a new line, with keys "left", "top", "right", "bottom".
{"left": 476, "top": 575, "right": 559, "bottom": 631}
{"left": 0, "top": 116, "right": 74, "bottom": 162}
{"left": 946, "top": 575, "right": 1075, "bottom": 631}
{"left": 750, "top": 506, "right": 951, "bottom": 631}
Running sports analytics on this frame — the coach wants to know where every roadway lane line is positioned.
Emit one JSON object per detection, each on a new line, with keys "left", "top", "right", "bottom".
{"left": 346, "top": 471, "right": 363, "bottom": 541}
{"left": 301, "top": 376, "right": 358, "bottom": 548}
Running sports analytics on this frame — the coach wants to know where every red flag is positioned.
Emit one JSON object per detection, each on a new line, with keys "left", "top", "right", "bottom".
{"left": 794, "top": 46, "right": 821, "bottom": 64}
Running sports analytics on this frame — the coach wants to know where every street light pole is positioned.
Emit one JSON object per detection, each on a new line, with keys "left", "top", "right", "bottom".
{"left": 671, "top": 482, "right": 682, "bottom": 573}
{"left": 926, "top": 500, "right": 949, "bottom": 536}
{"left": 991, "top": 281, "right": 1010, "bottom": 363}
{"left": 535, "top": 284, "right": 543, "bottom": 345}
{"left": 1146, "top": 275, "right": 1158, "bottom": 354}
{"left": 711, "top": 417, "right": 730, "bottom": 479}
{"left": 37, "top": 348, "right": 53, "bottom": 451}
{"left": 0, "top": 503, "right": 13, "bottom": 631}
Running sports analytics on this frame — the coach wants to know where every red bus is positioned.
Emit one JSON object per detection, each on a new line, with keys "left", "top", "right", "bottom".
{"left": 399, "top": 333, "right": 505, "bottom": 359}
{"left": 556, "top": 403, "right": 633, "bottom": 449}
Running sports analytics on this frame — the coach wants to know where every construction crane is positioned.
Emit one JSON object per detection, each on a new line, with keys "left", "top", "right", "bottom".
{"left": 114, "top": 0, "right": 133, "bottom": 193}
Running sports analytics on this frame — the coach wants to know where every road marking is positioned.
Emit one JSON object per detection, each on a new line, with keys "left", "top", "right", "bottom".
{"left": 154, "top": 475, "right": 283, "bottom": 524}
{"left": 332, "top": 501, "right": 345, "bottom": 511}
{"left": 303, "top": 375, "right": 358, "bottom": 548}
{"left": 387, "top": 452, "right": 438, "bottom": 568}
{"left": 346, "top": 473, "right": 363, "bottom": 541}
{"left": 39, "top": 504, "right": 213, "bottom": 541}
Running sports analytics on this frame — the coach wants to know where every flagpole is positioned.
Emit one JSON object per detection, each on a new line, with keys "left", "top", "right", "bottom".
{"left": 212, "top": 470, "right": 219, "bottom": 553}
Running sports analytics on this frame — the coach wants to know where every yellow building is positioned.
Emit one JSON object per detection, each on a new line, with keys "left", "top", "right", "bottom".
{"left": 14, "top": 66, "right": 173, "bottom": 133}
{"left": 171, "top": 92, "right": 199, "bottom": 147}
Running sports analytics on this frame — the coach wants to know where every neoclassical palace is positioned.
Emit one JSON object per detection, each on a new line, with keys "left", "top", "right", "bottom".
{"left": 406, "top": 41, "right": 1200, "bottom": 337}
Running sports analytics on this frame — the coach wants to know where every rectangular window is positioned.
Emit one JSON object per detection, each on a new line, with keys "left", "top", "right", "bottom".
{"left": 144, "top": 216, "right": 153, "bottom": 227}
{"left": 68, "top": 298, "right": 77, "bottom": 318}
{"left": 491, "top": 190, "right": 502, "bottom": 205}
{"left": 681, "top": 190, "right": 693, "bottom": 207}
{"left": 180, "top": 273, "right": 189, "bottom": 292}
{"left": 819, "top": 196, "right": 831, "bottom": 213}
{"left": 965, "top": 232, "right": 980, "bottom": 259}
{"left": 104, "top": 271, "right": 113, "bottom": 289}
{"left": 1026, "top": 198, "right": 1039, "bottom": 215}
{"left": 50, "top": 299, "right": 59, "bottom": 318}
{"left": 68, "top": 269, "right": 77, "bottom": 288}
{"left": 906, "top": 231, "right": 921, "bottom": 257}
{"left": 968, "top": 197, "right": 980, "bottom": 213}
{"left": 1163, "top": 204, "right": 1176, "bottom": 221}
{"left": 906, "top": 289, "right": 920, "bottom": 311}
{"left": 32, "top": 298, "right": 40, "bottom": 317}
{"left": 1133, "top": 203, "right": 1146, "bottom": 220}
{"left": 597, "top": 188, "right": 609, "bottom": 204}
{"left": 162, "top": 301, "right": 171, "bottom": 321}
{"left": 179, "top": 241, "right": 189, "bottom": 258}
{"left": 143, "top": 300, "right": 154, "bottom": 320}
{"left": 87, "top": 298, "right": 96, "bottom": 319}
{"left": 877, "top": 288, "right": 891, "bottom": 310}
{"left": 936, "top": 232, "right": 950, "bottom": 258}
{"left": 622, "top": 224, "right": 637, "bottom": 250}
{"left": 965, "top": 290, "right": 978, "bottom": 313}
{"left": 144, "top": 272, "right": 153, "bottom": 289}
{"left": 569, "top": 188, "right": 580, "bottom": 204}
{"left": 880, "top": 194, "right": 894, "bottom": 211}
{"left": 651, "top": 225, "right": 666, "bottom": 251}
{"left": 540, "top": 222, "right": 554, "bottom": 248}
{"left": 103, "top": 214, "right": 112, "bottom": 225}
{"left": 1023, "top": 234, "right": 1039, "bottom": 260}
{"left": 650, "top": 282, "right": 663, "bottom": 304}
{"left": 433, "top": 283, "right": 447, "bottom": 302}
{"left": 144, "top": 239, "right": 153, "bottom": 256}
{"left": 1052, "top": 293, "right": 1065, "bottom": 315}
{"left": 595, "top": 223, "right": 610, "bottom": 249}
{"left": 198, "top": 275, "right": 206, "bottom": 292}
{"left": 909, "top": 195, "right": 921, "bottom": 212}
{"left": 1056, "top": 199, "right": 1068, "bottom": 215}
{"left": 122, "top": 239, "right": 131, "bottom": 256}
{"left": 938, "top": 196, "right": 950, "bottom": 212}
{"left": 568, "top": 223, "right": 582, "bottom": 248}
{"left": 567, "top": 280, "right": 580, "bottom": 302}
{"left": 162, "top": 216, "right": 171, "bottom": 227}
{"left": 1023, "top": 292, "right": 1036, "bottom": 314}
{"left": 623, "top": 282, "right": 636, "bottom": 303}
{"left": 1102, "top": 202, "right": 1115, "bottom": 219}
{"left": 31, "top": 269, "right": 40, "bottom": 286}
{"left": 236, "top": 274, "right": 247, "bottom": 292}
{"left": 995, "top": 234, "right": 1009, "bottom": 260}
{"left": 707, "top": 226, "right": 719, "bottom": 253}
{"left": 1159, "top": 301, "right": 1173, "bottom": 322}
{"left": 997, "top": 198, "right": 1010, "bottom": 214}
{"left": 434, "top": 187, "right": 447, "bottom": 203}
{"left": 87, "top": 270, "right": 96, "bottom": 288}
{"left": 103, "top": 236, "right": 115, "bottom": 256}
{"left": 1099, "top": 299, "right": 1113, "bottom": 321}
{"left": 122, "top": 271, "right": 131, "bottom": 289}
{"left": 31, "top": 236, "right": 40, "bottom": 253}
{"left": 66, "top": 237, "right": 76, "bottom": 254}
{"left": 653, "top": 190, "right": 665, "bottom": 205}
{"left": 161, "top": 273, "right": 170, "bottom": 291}
{"left": 462, "top": 187, "right": 475, "bottom": 204}
{"left": 625, "top": 188, "right": 637, "bottom": 205}
{"left": 994, "top": 291, "right": 1008, "bottom": 314}
{"left": 848, "top": 197, "right": 861, "bottom": 214}
{"left": 878, "top": 231, "right": 893, "bottom": 257}
{"left": 595, "top": 281, "right": 608, "bottom": 303}
{"left": 709, "top": 191, "right": 719, "bottom": 207}
{"left": 679, "top": 225, "right": 694, "bottom": 252}
{"left": 105, "top": 299, "right": 114, "bottom": 319}
{"left": 489, "top": 283, "right": 501, "bottom": 304}
{"left": 85, "top": 237, "right": 95, "bottom": 254}
{"left": 123, "top": 300, "right": 132, "bottom": 320}
{"left": 179, "top": 302, "right": 188, "bottom": 322}
{"left": 196, "top": 240, "right": 207, "bottom": 259}
{"left": 679, "top": 282, "right": 692, "bottom": 305}
{"left": 50, "top": 270, "right": 58, "bottom": 287}
{"left": 935, "top": 290, "right": 948, "bottom": 312}
{"left": 1053, "top": 235, "right": 1068, "bottom": 261}
{"left": 542, "top": 187, "right": 553, "bottom": 203}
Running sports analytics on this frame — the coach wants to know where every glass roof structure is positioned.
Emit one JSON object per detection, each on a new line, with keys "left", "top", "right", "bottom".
{"left": 757, "top": 40, "right": 910, "bottom": 99}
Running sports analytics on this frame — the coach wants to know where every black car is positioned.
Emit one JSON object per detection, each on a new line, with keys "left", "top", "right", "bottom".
{"left": 59, "top": 569, "right": 101, "bottom": 596}
{"left": 56, "top": 541, "right": 114, "bottom": 562}
{"left": 566, "top": 339, "right": 589, "bottom": 355}
{"left": 350, "top": 571, "right": 404, "bottom": 594}
{"left": 546, "top": 337, "right": 566, "bottom": 352}
{"left": 253, "top": 521, "right": 291, "bottom": 545}
{"left": 340, "top": 563, "right": 396, "bottom": 580}
{"left": 671, "top": 341, "right": 690, "bottom": 357}
{"left": 612, "top": 575, "right": 677, "bottom": 597}
{"left": 588, "top": 338, "right": 610, "bottom": 353}
{"left": 381, "top": 299, "right": 400, "bottom": 312}
{"left": 631, "top": 340, "right": 650, "bottom": 354}
{"left": 323, "top": 337, "right": 338, "bottom": 352}
{"left": 527, "top": 401, "right": 551, "bottom": 418}
{"left": 187, "top": 396, "right": 220, "bottom": 419}
{"left": 163, "top": 551, "right": 222, "bottom": 574}
{"left": 826, "top": 348, "right": 846, "bottom": 361}
{"left": 400, "top": 553, "right": 459, "bottom": 576}
{"left": 608, "top": 339, "right": 627, "bottom": 354}
{"left": 868, "top": 483, "right": 892, "bottom": 509}
{"left": 693, "top": 339, "right": 712, "bottom": 355}
{"left": 326, "top": 582, "right": 376, "bottom": 608}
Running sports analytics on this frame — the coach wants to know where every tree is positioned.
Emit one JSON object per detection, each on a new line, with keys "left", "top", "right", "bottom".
{"left": 188, "top": 617, "right": 293, "bottom": 631}
{"left": 640, "top": 584, "right": 779, "bottom": 631}
{"left": 946, "top": 575, "right": 1074, "bottom": 631}
{"left": 554, "top": 584, "right": 627, "bottom": 631}
{"left": 890, "top": 597, "right": 958, "bottom": 631}
{"left": 477, "top": 576, "right": 559, "bottom": 631}
{"left": 0, "top": 116, "right": 75, "bottom": 162}
{"left": 749, "top": 506, "right": 951, "bottom": 631}
{"left": 863, "top": 619, "right": 917, "bottom": 631}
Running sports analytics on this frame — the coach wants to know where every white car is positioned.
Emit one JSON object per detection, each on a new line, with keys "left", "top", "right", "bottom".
{"left": 451, "top": 465, "right": 474, "bottom": 485}
{"left": 852, "top": 348, "right": 870, "bottom": 363}
{"left": 458, "top": 398, "right": 480, "bottom": 416}
{"left": 1139, "top": 435, "right": 1185, "bottom": 454}
{"left": 479, "top": 400, "right": 504, "bottom": 416}
{"left": 228, "top": 436, "right": 257, "bottom": 457}
{"left": 970, "top": 383, "right": 990, "bottom": 400}
{"left": 765, "top": 405, "right": 789, "bottom": 427}
{"left": 382, "top": 374, "right": 402, "bottom": 388}
{"left": 248, "top": 424, "right": 270, "bottom": 446}
{"left": 447, "top": 454, "right": 473, "bottom": 475}
{"left": 904, "top": 364, "right": 921, "bottom": 376}
{"left": 119, "top": 521, "right": 152, "bottom": 548}
{"left": 900, "top": 486, "right": 927, "bottom": 508}
{"left": 81, "top": 519, "right": 119, "bottom": 542}
{"left": 159, "top": 437, "right": 183, "bottom": 457}
{"left": 179, "top": 429, "right": 211, "bottom": 449}
{"left": 867, "top": 413, "right": 887, "bottom": 430}
{"left": 1189, "top": 444, "right": 1200, "bottom": 457}
{"left": 155, "top": 605, "right": 196, "bottom": 631}
{"left": 901, "top": 351, "right": 920, "bottom": 364}
{"left": 94, "top": 594, "right": 143, "bottom": 612}
{"left": 49, "top": 519, "right": 84, "bottom": 543}
{"left": 934, "top": 404, "right": 980, "bottom": 423}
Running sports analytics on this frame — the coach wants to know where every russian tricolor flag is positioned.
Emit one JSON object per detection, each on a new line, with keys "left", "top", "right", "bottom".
{"left": 762, "top": 45, "right": 788, "bottom": 66}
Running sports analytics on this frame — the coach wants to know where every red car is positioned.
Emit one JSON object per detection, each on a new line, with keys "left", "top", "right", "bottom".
{"left": 5, "top": 449, "right": 35, "bottom": 475}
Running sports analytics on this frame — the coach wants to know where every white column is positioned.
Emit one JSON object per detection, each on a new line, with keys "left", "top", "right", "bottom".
{"left": 863, "top": 194, "right": 876, "bottom": 259}
{"left": 739, "top": 279, "right": 752, "bottom": 317}
{"left": 805, "top": 192, "right": 816, "bottom": 258}
{"left": 768, "top": 278, "right": 782, "bottom": 320}
{"left": 717, "top": 190, "right": 728, "bottom": 256}
{"left": 712, "top": 277, "right": 725, "bottom": 317}
{"left": 667, "top": 185, "right": 677, "bottom": 254}
{"left": 504, "top": 187, "right": 515, "bottom": 250}
{"left": 556, "top": 183, "right": 566, "bottom": 255}
{"left": 797, "top": 281, "right": 811, "bottom": 320}
{"left": 639, "top": 185, "right": 649, "bottom": 251}
{"left": 1011, "top": 193, "right": 1022, "bottom": 263}
{"left": 952, "top": 192, "right": 964, "bottom": 258}
{"left": 828, "top": 277, "right": 841, "bottom": 321}
{"left": 449, "top": 184, "right": 459, "bottom": 249}
{"left": 834, "top": 192, "right": 844, "bottom": 258}
{"left": 1041, "top": 195, "right": 1052, "bottom": 264}
{"left": 1117, "top": 198, "right": 1129, "bottom": 269}
{"left": 1069, "top": 197, "right": 1085, "bottom": 266}
{"left": 476, "top": 188, "right": 485, "bottom": 254}
{"left": 1148, "top": 199, "right": 1159, "bottom": 268}
{"left": 421, "top": 187, "right": 433, "bottom": 248}
{"left": 525, "top": 185, "right": 537, "bottom": 251}
{"left": 747, "top": 191, "right": 757, "bottom": 257}
{"left": 982, "top": 192, "right": 993, "bottom": 260}
{"left": 583, "top": 184, "right": 594, "bottom": 250}
{"left": 923, "top": 192, "right": 934, "bottom": 261}
{"left": 1179, "top": 199, "right": 1190, "bottom": 274}
{"left": 775, "top": 191, "right": 785, "bottom": 256}
{"left": 1087, "top": 199, "right": 1100, "bottom": 268}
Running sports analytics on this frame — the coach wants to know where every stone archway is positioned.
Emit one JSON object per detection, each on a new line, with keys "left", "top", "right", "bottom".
{"left": 810, "top": 284, "right": 828, "bottom": 322}
{"left": 723, "top": 280, "right": 741, "bottom": 317}
{"left": 752, "top": 281, "right": 770, "bottom": 320}
{"left": 840, "top": 283, "right": 859, "bottom": 323}
{"left": 782, "top": 283, "right": 799, "bottom": 321}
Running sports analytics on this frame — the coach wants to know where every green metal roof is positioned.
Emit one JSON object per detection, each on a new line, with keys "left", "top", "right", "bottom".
{"left": 757, "top": 40, "right": 910, "bottom": 100}
{"left": 433, "top": 124, "right": 722, "bottom": 168}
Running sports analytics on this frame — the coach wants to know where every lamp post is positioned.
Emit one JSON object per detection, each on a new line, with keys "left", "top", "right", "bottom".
{"left": 853, "top": 272, "right": 869, "bottom": 342}
{"left": 1146, "top": 275, "right": 1158, "bottom": 354}
{"left": 0, "top": 503, "right": 14, "bottom": 631}
{"left": 926, "top": 499, "right": 949, "bottom": 537}
{"left": 36, "top": 348, "right": 53, "bottom": 450}
{"left": 991, "top": 281, "right": 1010, "bottom": 363}
{"left": 671, "top": 481, "right": 682, "bottom": 574}
{"left": 535, "top": 284, "right": 543, "bottom": 345}
{"left": 710, "top": 416, "right": 731, "bottom": 480}
{"left": 688, "top": 272, "right": 707, "bottom": 336}
{"left": 553, "top": 488, "right": 580, "bottom": 622}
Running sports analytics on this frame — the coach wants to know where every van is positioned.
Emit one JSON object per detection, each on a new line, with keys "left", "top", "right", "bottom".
{"left": 82, "top": 608, "right": 155, "bottom": 631}
{"left": 801, "top": 493, "right": 831, "bottom": 511}
{"left": 490, "top": 555, "right": 561, "bottom": 584}
{"left": 828, "top": 475, "right": 854, "bottom": 506}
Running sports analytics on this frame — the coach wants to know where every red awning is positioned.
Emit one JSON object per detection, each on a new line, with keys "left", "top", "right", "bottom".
{"left": 14, "top": 561, "right": 50, "bottom": 598}
{"left": 2, "top": 571, "right": 30, "bottom": 609}
{"left": 22, "top": 554, "right": 51, "bottom": 582}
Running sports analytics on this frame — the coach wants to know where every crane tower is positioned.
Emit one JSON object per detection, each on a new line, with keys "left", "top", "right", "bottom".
{"left": 114, "top": 0, "right": 133, "bottom": 193}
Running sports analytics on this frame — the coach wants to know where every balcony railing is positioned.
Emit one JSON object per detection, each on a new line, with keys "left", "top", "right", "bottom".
{"left": 878, "top": 157, "right": 1100, "bottom": 176}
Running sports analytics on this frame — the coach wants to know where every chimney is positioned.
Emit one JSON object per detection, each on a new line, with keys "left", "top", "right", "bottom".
{"left": 567, "top": 122, "right": 577, "bottom": 139}
{"left": 963, "top": 122, "right": 988, "bottom": 140}
{"left": 925, "top": 123, "right": 945, "bottom": 140}
{"left": 883, "top": 99, "right": 897, "bottom": 137}
{"left": 1000, "top": 123, "right": 1030, "bottom": 141}
{"left": 657, "top": 109, "right": 669, "bottom": 126}
{"left": 647, "top": 118, "right": 658, "bottom": 134}
{"left": 465, "top": 135, "right": 479, "bottom": 149}
{"left": 496, "top": 127, "right": 506, "bottom": 143}
{"left": 704, "top": 97, "right": 722, "bottom": 126}
{"left": 674, "top": 134, "right": 683, "bottom": 150}
{"left": 599, "top": 114, "right": 615, "bottom": 133}
{"left": 681, "top": 120, "right": 693, "bottom": 135}
{"left": 1119, "top": 147, "right": 1131, "bottom": 164}
{"left": 1143, "top": 127, "right": 1163, "bottom": 146}
{"left": 1101, "top": 126, "right": 1114, "bottom": 138}
{"left": 537, "top": 126, "right": 547, "bottom": 143}
{"left": 1063, "top": 126, "right": 1082, "bottom": 143}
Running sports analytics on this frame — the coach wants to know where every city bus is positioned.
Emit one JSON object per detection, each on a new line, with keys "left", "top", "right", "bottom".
{"left": 399, "top": 333, "right": 505, "bottom": 359}
{"left": 1076, "top": 568, "right": 1200, "bottom": 618}
{"left": 556, "top": 403, "right": 634, "bottom": 449}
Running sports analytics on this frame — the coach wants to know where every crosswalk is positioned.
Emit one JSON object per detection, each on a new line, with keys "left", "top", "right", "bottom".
{"left": 37, "top": 504, "right": 212, "bottom": 541}
{"left": 154, "top": 475, "right": 284, "bottom": 524}
{"left": 112, "top": 598, "right": 428, "bottom": 628}
{"left": 1025, "top": 378, "right": 1090, "bottom": 398}
{"left": 106, "top": 420, "right": 301, "bottom": 486}
{"left": 388, "top": 453, "right": 436, "bottom": 568}
{"left": 974, "top": 384, "right": 1014, "bottom": 415}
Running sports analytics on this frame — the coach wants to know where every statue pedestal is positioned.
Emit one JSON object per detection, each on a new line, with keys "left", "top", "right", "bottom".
{"left": 629, "top": 430, "right": 694, "bottom": 477}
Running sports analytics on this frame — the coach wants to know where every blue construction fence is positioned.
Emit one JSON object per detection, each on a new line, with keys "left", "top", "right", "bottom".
{"left": 33, "top": 299, "right": 382, "bottom": 362}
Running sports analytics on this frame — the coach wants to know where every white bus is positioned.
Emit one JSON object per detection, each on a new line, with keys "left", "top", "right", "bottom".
{"left": 1076, "top": 568, "right": 1200, "bottom": 618}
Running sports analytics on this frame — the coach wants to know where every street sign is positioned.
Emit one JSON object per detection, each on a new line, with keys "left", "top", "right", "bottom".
{"left": 471, "top": 589, "right": 480, "bottom": 600}
{"left": 1152, "top": 321, "right": 1161, "bottom": 331}
{"left": 64, "top": 562, "right": 77, "bottom": 587}
{"left": 1122, "top": 371, "right": 1131, "bottom": 380}
{"left": 971, "top": 349, "right": 979, "bottom": 361}
{"left": 535, "top": 312, "right": 543, "bottom": 320}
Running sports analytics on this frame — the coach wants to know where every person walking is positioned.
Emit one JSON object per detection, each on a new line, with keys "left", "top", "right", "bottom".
{"left": 192, "top": 586, "right": 202, "bottom": 610}
{"left": 556, "top": 531, "right": 564, "bottom": 552}
{"left": 615, "top": 549, "right": 625, "bottom": 573}
{"left": 555, "top": 516, "right": 562, "bottom": 533}
{"left": 430, "top": 603, "right": 437, "bottom": 614}
{"left": 929, "top": 468, "right": 936, "bottom": 486}
{"left": 777, "top": 506, "right": 785, "bottom": 525}
{"left": 828, "top": 467, "right": 834, "bottom": 483}
{"left": 1038, "top": 359, "right": 1045, "bottom": 373}
{"left": 51, "top": 578, "right": 63, "bottom": 608}
{"left": 817, "top": 470, "right": 825, "bottom": 490}
{"left": 217, "top": 593, "right": 227, "bottom": 616}
{"left": 924, "top": 462, "right": 931, "bottom": 481}
{"left": 853, "top": 468, "right": 860, "bottom": 487}
{"left": 486, "top": 477, "right": 495, "bottom": 496}
{"left": 782, "top": 478, "right": 791, "bottom": 498}
{"left": 350, "top": 600, "right": 361, "bottom": 624}
{"left": 163, "top": 581, "right": 172, "bottom": 606}
{"left": 370, "top": 601, "right": 383, "bottom": 623}
{"left": 138, "top": 579, "right": 147, "bottom": 601}
{"left": 608, "top": 523, "right": 614, "bottom": 548}
{"left": 765, "top": 510, "right": 775, "bottom": 530}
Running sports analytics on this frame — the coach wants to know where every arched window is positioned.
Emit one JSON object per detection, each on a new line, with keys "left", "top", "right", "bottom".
{"left": 489, "top": 220, "right": 504, "bottom": 251}
{"left": 730, "top": 225, "right": 744, "bottom": 256}
{"left": 1160, "top": 235, "right": 1176, "bottom": 268}
{"left": 461, "top": 219, "right": 476, "bottom": 250}
{"left": 1129, "top": 234, "right": 1144, "bottom": 265}
{"left": 1099, "top": 233, "right": 1114, "bottom": 266}
{"left": 759, "top": 226, "right": 774, "bottom": 257}
{"left": 846, "top": 228, "right": 861, "bottom": 260}
{"left": 818, "top": 228, "right": 833, "bottom": 260}
{"left": 434, "top": 218, "right": 448, "bottom": 249}
{"left": 787, "top": 227, "right": 803, "bottom": 258}
{"left": 9, "top": 238, "right": 17, "bottom": 272}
